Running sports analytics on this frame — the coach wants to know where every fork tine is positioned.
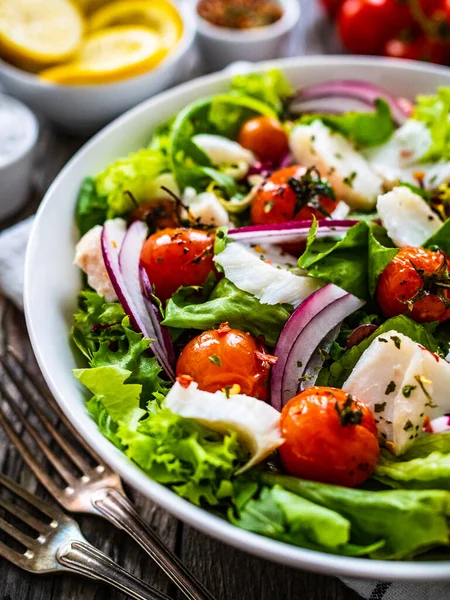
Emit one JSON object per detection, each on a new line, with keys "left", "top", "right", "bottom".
{"left": 0, "top": 409, "right": 66, "bottom": 501}
{"left": 0, "top": 473, "right": 62, "bottom": 522}
{"left": 0, "top": 383, "right": 77, "bottom": 487}
{"left": 0, "top": 515, "right": 37, "bottom": 550}
{"left": 0, "top": 539, "right": 31, "bottom": 569}
{"left": 6, "top": 348, "right": 107, "bottom": 467}
{"left": 0, "top": 353, "right": 93, "bottom": 475}
{"left": 0, "top": 496, "right": 50, "bottom": 535}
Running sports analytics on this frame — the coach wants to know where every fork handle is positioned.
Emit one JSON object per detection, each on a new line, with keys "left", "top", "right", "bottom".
{"left": 57, "top": 539, "right": 173, "bottom": 600}
{"left": 92, "top": 488, "right": 216, "bottom": 600}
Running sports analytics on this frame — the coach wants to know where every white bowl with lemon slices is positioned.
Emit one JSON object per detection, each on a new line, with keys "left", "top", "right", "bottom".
{"left": 0, "top": 0, "right": 196, "bottom": 134}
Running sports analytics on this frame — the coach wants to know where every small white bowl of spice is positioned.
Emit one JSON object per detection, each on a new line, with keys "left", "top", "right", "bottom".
{"left": 193, "top": 0, "right": 301, "bottom": 71}
{"left": 0, "top": 94, "right": 39, "bottom": 220}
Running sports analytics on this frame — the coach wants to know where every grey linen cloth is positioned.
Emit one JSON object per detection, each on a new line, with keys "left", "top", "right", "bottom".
{"left": 0, "top": 216, "right": 449, "bottom": 600}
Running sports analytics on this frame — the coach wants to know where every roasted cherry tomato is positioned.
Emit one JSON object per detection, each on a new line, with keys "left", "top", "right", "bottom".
{"left": 377, "top": 247, "right": 450, "bottom": 323}
{"left": 176, "top": 324, "right": 273, "bottom": 400}
{"left": 338, "top": 0, "right": 413, "bottom": 55}
{"left": 132, "top": 199, "right": 178, "bottom": 230}
{"left": 141, "top": 228, "right": 214, "bottom": 303}
{"left": 384, "top": 35, "right": 449, "bottom": 64}
{"left": 238, "top": 116, "right": 289, "bottom": 164}
{"left": 251, "top": 165, "right": 338, "bottom": 225}
{"left": 279, "top": 386, "right": 379, "bottom": 487}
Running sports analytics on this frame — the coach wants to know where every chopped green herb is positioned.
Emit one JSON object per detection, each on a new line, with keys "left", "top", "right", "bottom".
{"left": 403, "top": 420, "right": 414, "bottom": 431}
{"left": 318, "top": 347, "right": 330, "bottom": 361}
{"left": 156, "top": 257, "right": 164, "bottom": 263}
{"left": 375, "top": 401, "right": 387, "bottom": 412}
{"left": 298, "top": 373, "right": 314, "bottom": 383}
{"left": 402, "top": 384, "right": 417, "bottom": 398}
{"left": 209, "top": 355, "right": 222, "bottom": 367}
{"left": 297, "top": 360, "right": 303, "bottom": 368}
{"left": 390, "top": 335, "right": 402, "bottom": 349}
{"left": 343, "top": 171, "right": 357, "bottom": 188}
{"left": 414, "top": 375, "right": 438, "bottom": 408}
{"left": 385, "top": 381, "right": 396, "bottom": 396}
{"left": 378, "top": 337, "right": 388, "bottom": 343}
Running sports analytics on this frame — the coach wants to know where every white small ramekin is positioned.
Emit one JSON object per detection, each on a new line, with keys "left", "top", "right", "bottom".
{"left": 0, "top": 94, "right": 39, "bottom": 221}
{"left": 192, "top": 0, "right": 301, "bottom": 71}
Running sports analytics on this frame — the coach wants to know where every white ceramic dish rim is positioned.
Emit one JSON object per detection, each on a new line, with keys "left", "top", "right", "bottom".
{"left": 0, "top": 0, "right": 195, "bottom": 90}
{"left": 25, "top": 55, "right": 450, "bottom": 583}
{"left": 193, "top": 0, "right": 300, "bottom": 42}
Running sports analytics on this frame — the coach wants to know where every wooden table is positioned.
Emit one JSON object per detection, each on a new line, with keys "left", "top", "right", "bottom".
{"left": 0, "top": 2, "right": 361, "bottom": 598}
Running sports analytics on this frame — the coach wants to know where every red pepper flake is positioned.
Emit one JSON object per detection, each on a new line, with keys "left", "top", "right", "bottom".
{"left": 177, "top": 374, "right": 194, "bottom": 388}
{"left": 255, "top": 350, "right": 278, "bottom": 364}
{"left": 418, "top": 345, "right": 440, "bottom": 362}
{"left": 423, "top": 415, "right": 433, "bottom": 433}
{"left": 217, "top": 322, "right": 231, "bottom": 335}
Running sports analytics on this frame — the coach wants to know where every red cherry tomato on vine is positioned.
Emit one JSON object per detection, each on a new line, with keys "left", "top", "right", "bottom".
{"left": 176, "top": 325, "right": 272, "bottom": 400}
{"left": 140, "top": 228, "right": 215, "bottom": 302}
{"left": 338, "top": 0, "right": 413, "bottom": 55}
{"left": 377, "top": 247, "right": 450, "bottom": 323}
{"left": 279, "top": 386, "right": 379, "bottom": 487}
{"left": 320, "top": 0, "right": 345, "bottom": 17}
{"left": 238, "top": 116, "right": 289, "bottom": 163}
{"left": 384, "top": 35, "right": 449, "bottom": 64}
{"left": 250, "top": 165, "right": 338, "bottom": 226}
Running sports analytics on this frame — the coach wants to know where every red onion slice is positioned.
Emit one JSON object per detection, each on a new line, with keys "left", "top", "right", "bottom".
{"left": 228, "top": 219, "right": 358, "bottom": 245}
{"left": 102, "top": 220, "right": 175, "bottom": 380}
{"left": 290, "top": 80, "right": 409, "bottom": 126}
{"left": 140, "top": 266, "right": 176, "bottom": 368}
{"left": 429, "top": 415, "right": 450, "bottom": 434}
{"left": 270, "top": 284, "right": 365, "bottom": 411}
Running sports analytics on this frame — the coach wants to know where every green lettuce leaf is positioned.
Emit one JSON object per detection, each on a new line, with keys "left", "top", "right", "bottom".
{"left": 162, "top": 278, "right": 293, "bottom": 346}
{"left": 374, "top": 449, "right": 450, "bottom": 491}
{"left": 75, "top": 177, "right": 108, "bottom": 236}
{"left": 261, "top": 473, "right": 450, "bottom": 560}
{"left": 95, "top": 148, "right": 169, "bottom": 217}
{"left": 413, "top": 87, "right": 450, "bottom": 162}
{"left": 317, "top": 315, "right": 439, "bottom": 387}
{"left": 403, "top": 432, "right": 450, "bottom": 460}
{"left": 75, "top": 362, "right": 244, "bottom": 506}
{"left": 231, "top": 483, "right": 384, "bottom": 556}
{"left": 122, "top": 408, "right": 243, "bottom": 505}
{"left": 301, "top": 99, "right": 395, "bottom": 147}
{"left": 72, "top": 291, "right": 126, "bottom": 360}
{"left": 90, "top": 316, "right": 169, "bottom": 406}
{"left": 86, "top": 396, "right": 124, "bottom": 450}
{"left": 423, "top": 218, "right": 450, "bottom": 254}
{"left": 298, "top": 219, "right": 398, "bottom": 300}
{"left": 229, "top": 69, "right": 293, "bottom": 115}
{"left": 74, "top": 365, "right": 145, "bottom": 429}
{"left": 169, "top": 94, "right": 276, "bottom": 193}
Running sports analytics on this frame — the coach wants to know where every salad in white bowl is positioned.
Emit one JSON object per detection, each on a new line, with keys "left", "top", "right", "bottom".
{"left": 71, "top": 69, "right": 450, "bottom": 562}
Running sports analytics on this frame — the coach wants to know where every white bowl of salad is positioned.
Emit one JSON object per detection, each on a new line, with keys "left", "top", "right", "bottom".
{"left": 25, "top": 56, "right": 450, "bottom": 582}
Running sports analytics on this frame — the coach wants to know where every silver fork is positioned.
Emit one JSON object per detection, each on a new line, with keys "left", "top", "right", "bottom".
{"left": 0, "top": 348, "right": 216, "bottom": 600}
{"left": 0, "top": 471, "right": 172, "bottom": 600}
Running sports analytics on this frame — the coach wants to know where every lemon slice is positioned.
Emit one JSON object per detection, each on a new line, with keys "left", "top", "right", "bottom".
{"left": 0, "top": 0, "right": 84, "bottom": 71}
{"left": 39, "top": 26, "right": 167, "bottom": 84}
{"left": 88, "top": 0, "right": 183, "bottom": 49}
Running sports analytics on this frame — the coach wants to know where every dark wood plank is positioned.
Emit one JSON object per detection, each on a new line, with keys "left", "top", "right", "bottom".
{"left": 178, "top": 525, "right": 361, "bottom": 600}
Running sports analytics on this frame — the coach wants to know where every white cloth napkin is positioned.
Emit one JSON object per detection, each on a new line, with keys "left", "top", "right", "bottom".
{"left": 0, "top": 216, "right": 449, "bottom": 600}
